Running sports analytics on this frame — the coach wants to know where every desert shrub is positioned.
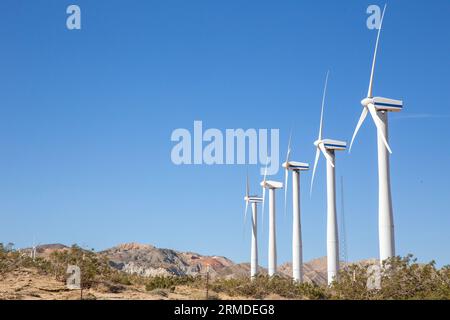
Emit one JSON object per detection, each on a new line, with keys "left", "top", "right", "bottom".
{"left": 209, "top": 275, "right": 328, "bottom": 300}
{"left": 109, "top": 272, "right": 133, "bottom": 285}
{"left": 0, "top": 243, "right": 15, "bottom": 273}
{"left": 332, "top": 255, "right": 450, "bottom": 300}
{"left": 375, "top": 255, "right": 450, "bottom": 300}
{"left": 0, "top": 243, "right": 41, "bottom": 274}
{"left": 47, "top": 245, "right": 115, "bottom": 288}
{"left": 145, "top": 275, "right": 198, "bottom": 292}
{"left": 331, "top": 263, "right": 374, "bottom": 299}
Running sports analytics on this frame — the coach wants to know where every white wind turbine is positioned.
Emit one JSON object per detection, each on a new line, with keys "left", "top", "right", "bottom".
{"left": 260, "top": 161, "right": 283, "bottom": 277}
{"left": 349, "top": 4, "right": 403, "bottom": 263}
{"left": 310, "top": 71, "right": 347, "bottom": 285}
{"left": 31, "top": 243, "right": 36, "bottom": 261}
{"left": 282, "top": 133, "right": 309, "bottom": 283}
{"left": 31, "top": 237, "right": 38, "bottom": 261}
{"left": 243, "top": 173, "right": 263, "bottom": 279}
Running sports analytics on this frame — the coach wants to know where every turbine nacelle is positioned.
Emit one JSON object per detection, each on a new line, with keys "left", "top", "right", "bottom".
{"left": 260, "top": 180, "right": 283, "bottom": 189}
{"left": 244, "top": 196, "right": 263, "bottom": 203}
{"left": 373, "top": 97, "right": 403, "bottom": 112}
{"left": 322, "top": 139, "right": 347, "bottom": 151}
{"left": 282, "top": 161, "right": 309, "bottom": 171}
{"left": 361, "top": 97, "right": 403, "bottom": 112}
{"left": 314, "top": 139, "right": 347, "bottom": 151}
{"left": 350, "top": 5, "right": 403, "bottom": 154}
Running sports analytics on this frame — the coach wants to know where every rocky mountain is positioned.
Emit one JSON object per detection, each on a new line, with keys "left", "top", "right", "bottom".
{"left": 278, "top": 257, "right": 328, "bottom": 284}
{"left": 101, "top": 243, "right": 331, "bottom": 285}
{"left": 102, "top": 243, "right": 237, "bottom": 279}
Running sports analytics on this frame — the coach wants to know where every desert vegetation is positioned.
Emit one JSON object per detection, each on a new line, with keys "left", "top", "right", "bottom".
{"left": 332, "top": 255, "right": 450, "bottom": 300}
{"left": 1, "top": 243, "right": 449, "bottom": 300}
{"left": 0, "top": 243, "right": 136, "bottom": 291}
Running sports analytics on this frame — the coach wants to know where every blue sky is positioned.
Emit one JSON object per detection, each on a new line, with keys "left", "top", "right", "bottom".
{"left": 0, "top": 0, "right": 449, "bottom": 267}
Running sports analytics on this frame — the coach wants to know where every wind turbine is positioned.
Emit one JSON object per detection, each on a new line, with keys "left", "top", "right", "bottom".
{"left": 243, "top": 173, "right": 263, "bottom": 279}
{"left": 310, "top": 71, "right": 347, "bottom": 285}
{"left": 31, "top": 244, "right": 36, "bottom": 261}
{"left": 260, "top": 161, "right": 283, "bottom": 277}
{"left": 282, "top": 133, "right": 309, "bottom": 283}
{"left": 31, "top": 237, "right": 38, "bottom": 261}
{"left": 349, "top": 4, "right": 403, "bottom": 263}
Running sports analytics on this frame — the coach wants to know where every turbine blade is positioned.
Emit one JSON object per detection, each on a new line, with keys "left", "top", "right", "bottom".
{"left": 261, "top": 156, "right": 269, "bottom": 230}
{"left": 286, "top": 130, "right": 292, "bottom": 163}
{"left": 349, "top": 107, "right": 369, "bottom": 153}
{"left": 319, "top": 143, "right": 335, "bottom": 168}
{"left": 367, "top": 4, "right": 387, "bottom": 98}
{"left": 283, "top": 132, "right": 292, "bottom": 219}
{"left": 368, "top": 103, "right": 392, "bottom": 154}
{"left": 244, "top": 200, "right": 249, "bottom": 224}
{"left": 251, "top": 210, "right": 257, "bottom": 241}
{"left": 318, "top": 70, "right": 330, "bottom": 140}
{"left": 310, "top": 148, "right": 320, "bottom": 196}
{"left": 242, "top": 200, "right": 249, "bottom": 239}
{"left": 284, "top": 168, "right": 289, "bottom": 218}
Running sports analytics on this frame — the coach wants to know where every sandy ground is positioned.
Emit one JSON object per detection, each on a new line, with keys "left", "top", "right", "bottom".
{"left": 0, "top": 268, "right": 253, "bottom": 300}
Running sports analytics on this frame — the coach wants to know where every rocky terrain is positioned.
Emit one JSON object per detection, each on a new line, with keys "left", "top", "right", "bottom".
{"left": 101, "top": 243, "right": 338, "bottom": 285}
{"left": 3, "top": 244, "right": 447, "bottom": 300}
{"left": 100, "top": 243, "right": 342, "bottom": 284}
{"left": 102, "top": 243, "right": 236, "bottom": 278}
{"left": 20, "top": 242, "right": 336, "bottom": 285}
{"left": 2, "top": 242, "right": 335, "bottom": 300}
{"left": 0, "top": 242, "right": 382, "bottom": 300}
{"left": 0, "top": 268, "right": 249, "bottom": 300}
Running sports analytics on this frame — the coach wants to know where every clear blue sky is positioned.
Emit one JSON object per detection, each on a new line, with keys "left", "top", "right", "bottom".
{"left": 0, "top": 0, "right": 449, "bottom": 267}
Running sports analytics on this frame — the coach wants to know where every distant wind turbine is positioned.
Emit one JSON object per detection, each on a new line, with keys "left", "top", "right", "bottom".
{"left": 282, "top": 133, "right": 309, "bottom": 283}
{"left": 260, "top": 161, "right": 283, "bottom": 277}
{"left": 310, "top": 71, "right": 347, "bottom": 285}
{"left": 243, "top": 173, "right": 263, "bottom": 279}
{"left": 31, "top": 237, "right": 38, "bottom": 261}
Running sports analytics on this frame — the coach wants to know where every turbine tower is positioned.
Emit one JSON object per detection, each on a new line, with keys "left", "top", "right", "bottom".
{"left": 31, "top": 244, "right": 36, "bottom": 261}
{"left": 243, "top": 174, "right": 263, "bottom": 279}
{"left": 310, "top": 71, "right": 347, "bottom": 285}
{"left": 260, "top": 165, "right": 283, "bottom": 277}
{"left": 349, "top": 4, "right": 403, "bottom": 263}
{"left": 339, "top": 176, "right": 348, "bottom": 267}
{"left": 282, "top": 133, "right": 309, "bottom": 283}
{"left": 31, "top": 237, "right": 38, "bottom": 261}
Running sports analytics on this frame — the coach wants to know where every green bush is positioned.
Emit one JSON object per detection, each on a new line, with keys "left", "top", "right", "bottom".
{"left": 145, "top": 275, "right": 198, "bottom": 292}
{"left": 210, "top": 275, "right": 328, "bottom": 300}
{"left": 331, "top": 255, "right": 450, "bottom": 300}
